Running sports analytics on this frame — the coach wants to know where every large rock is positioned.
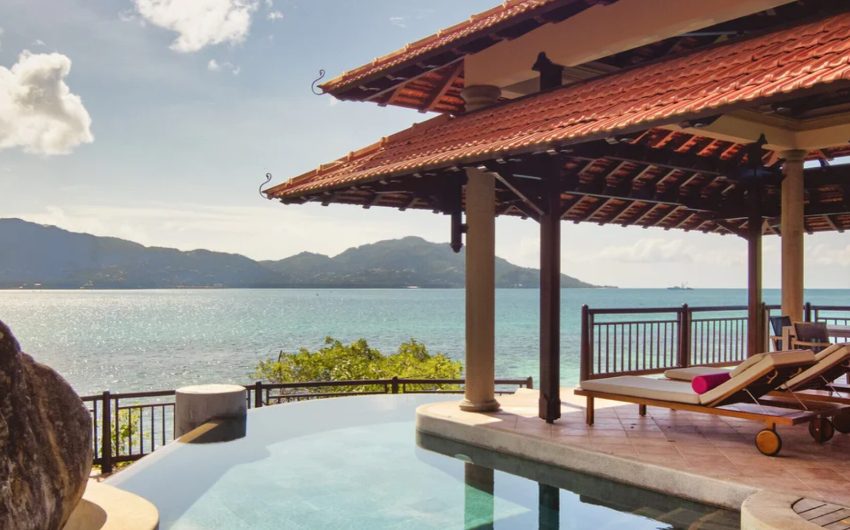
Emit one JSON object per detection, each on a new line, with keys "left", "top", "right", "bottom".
{"left": 0, "top": 320, "right": 92, "bottom": 530}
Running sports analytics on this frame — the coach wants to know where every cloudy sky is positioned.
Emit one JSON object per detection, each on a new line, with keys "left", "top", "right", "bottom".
{"left": 0, "top": 0, "right": 847, "bottom": 288}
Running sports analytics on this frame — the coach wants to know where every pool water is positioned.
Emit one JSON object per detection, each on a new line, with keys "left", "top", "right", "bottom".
{"left": 108, "top": 395, "right": 738, "bottom": 529}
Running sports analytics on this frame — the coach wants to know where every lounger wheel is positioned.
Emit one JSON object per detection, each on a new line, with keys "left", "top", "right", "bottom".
{"left": 832, "top": 411, "right": 850, "bottom": 434}
{"left": 809, "top": 417, "right": 835, "bottom": 443}
{"left": 755, "top": 429, "right": 782, "bottom": 456}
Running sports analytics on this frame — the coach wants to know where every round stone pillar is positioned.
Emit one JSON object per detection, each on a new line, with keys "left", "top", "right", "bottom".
{"left": 460, "top": 85, "right": 501, "bottom": 112}
{"left": 460, "top": 167, "right": 499, "bottom": 413}
{"left": 781, "top": 149, "right": 806, "bottom": 323}
{"left": 174, "top": 384, "right": 247, "bottom": 438}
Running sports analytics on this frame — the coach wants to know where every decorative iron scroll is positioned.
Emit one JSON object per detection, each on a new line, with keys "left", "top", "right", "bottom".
{"left": 259, "top": 172, "right": 273, "bottom": 199}
{"left": 311, "top": 69, "right": 326, "bottom": 95}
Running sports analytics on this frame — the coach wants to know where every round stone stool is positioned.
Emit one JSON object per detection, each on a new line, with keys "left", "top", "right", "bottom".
{"left": 174, "top": 384, "right": 247, "bottom": 438}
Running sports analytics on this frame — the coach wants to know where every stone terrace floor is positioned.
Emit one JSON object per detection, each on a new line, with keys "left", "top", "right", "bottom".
{"left": 420, "top": 389, "right": 850, "bottom": 511}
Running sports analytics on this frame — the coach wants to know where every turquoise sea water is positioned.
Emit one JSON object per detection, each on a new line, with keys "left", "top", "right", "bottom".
{"left": 1, "top": 288, "right": 848, "bottom": 394}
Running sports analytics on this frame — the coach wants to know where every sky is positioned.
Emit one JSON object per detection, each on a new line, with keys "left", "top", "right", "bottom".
{"left": 0, "top": 0, "right": 847, "bottom": 288}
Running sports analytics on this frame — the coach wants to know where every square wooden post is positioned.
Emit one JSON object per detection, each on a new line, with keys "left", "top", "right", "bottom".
{"left": 539, "top": 174, "right": 561, "bottom": 423}
{"left": 747, "top": 211, "right": 764, "bottom": 356}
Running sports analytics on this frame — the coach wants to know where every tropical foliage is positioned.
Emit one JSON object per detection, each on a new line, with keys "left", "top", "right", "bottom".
{"left": 254, "top": 337, "right": 462, "bottom": 394}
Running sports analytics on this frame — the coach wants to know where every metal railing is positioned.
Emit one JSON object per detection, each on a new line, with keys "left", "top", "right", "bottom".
{"left": 82, "top": 376, "right": 533, "bottom": 473}
{"left": 580, "top": 303, "right": 850, "bottom": 380}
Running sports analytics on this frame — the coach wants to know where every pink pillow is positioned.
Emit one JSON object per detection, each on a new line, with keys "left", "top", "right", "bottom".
{"left": 691, "top": 372, "right": 731, "bottom": 394}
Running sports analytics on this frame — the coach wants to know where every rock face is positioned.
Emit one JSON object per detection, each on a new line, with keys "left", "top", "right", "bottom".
{"left": 0, "top": 320, "right": 92, "bottom": 530}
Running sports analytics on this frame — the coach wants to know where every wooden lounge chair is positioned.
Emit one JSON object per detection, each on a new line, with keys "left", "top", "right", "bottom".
{"left": 575, "top": 351, "right": 838, "bottom": 456}
{"left": 665, "top": 345, "right": 850, "bottom": 433}
{"left": 664, "top": 345, "right": 848, "bottom": 390}
{"left": 793, "top": 321, "right": 832, "bottom": 352}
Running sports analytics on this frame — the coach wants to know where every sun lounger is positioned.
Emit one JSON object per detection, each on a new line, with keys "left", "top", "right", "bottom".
{"left": 664, "top": 345, "right": 848, "bottom": 390}
{"left": 575, "top": 351, "right": 843, "bottom": 456}
{"left": 664, "top": 345, "right": 850, "bottom": 433}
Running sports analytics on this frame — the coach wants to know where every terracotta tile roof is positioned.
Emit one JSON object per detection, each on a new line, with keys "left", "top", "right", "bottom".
{"left": 269, "top": 13, "right": 850, "bottom": 200}
{"left": 321, "top": 0, "right": 605, "bottom": 98}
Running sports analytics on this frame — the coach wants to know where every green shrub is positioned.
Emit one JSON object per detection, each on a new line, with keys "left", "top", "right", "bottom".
{"left": 254, "top": 337, "right": 462, "bottom": 394}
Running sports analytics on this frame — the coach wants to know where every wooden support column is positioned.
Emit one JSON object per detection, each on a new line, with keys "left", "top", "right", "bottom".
{"left": 464, "top": 463, "right": 494, "bottom": 529}
{"left": 746, "top": 187, "right": 764, "bottom": 356}
{"left": 781, "top": 150, "right": 806, "bottom": 322}
{"left": 460, "top": 168, "right": 500, "bottom": 412}
{"left": 539, "top": 174, "right": 561, "bottom": 423}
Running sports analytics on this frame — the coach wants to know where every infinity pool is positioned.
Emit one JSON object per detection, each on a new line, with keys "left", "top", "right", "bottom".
{"left": 108, "top": 395, "right": 738, "bottom": 529}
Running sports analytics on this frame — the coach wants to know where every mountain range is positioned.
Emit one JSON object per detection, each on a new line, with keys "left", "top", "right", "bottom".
{"left": 0, "top": 218, "right": 600, "bottom": 289}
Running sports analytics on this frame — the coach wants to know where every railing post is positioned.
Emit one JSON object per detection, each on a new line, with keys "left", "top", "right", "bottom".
{"left": 254, "top": 381, "right": 263, "bottom": 408}
{"left": 101, "top": 391, "right": 113, "bottom": 475}
{"left": 525, "top": 376, "right": 534, "bottom": 390}
{"left": 580, "top": 305, "right": 591, "bottom": 382}
{"left": 804, "top": 302, "right": 812, "bottom": 322}
{"left": 391, "top": 376, "right": 399, "bottom": 394}
{"left": 677, "top": 304, "right": 691, "bottom": 368}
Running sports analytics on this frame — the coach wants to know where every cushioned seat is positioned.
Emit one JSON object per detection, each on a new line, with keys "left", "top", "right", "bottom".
{"left": 664, "top": 346, "right": 848, "bottom": 393}
{"left": 580, "top": 350, "right": 815, "bottom": 407}
{"left": 783, "top": 344, "right": 850, "bottom": 390}
{"left": 664, "top": 366, "right": 730, "bottom": 382}
{"left": 698, "top": 350, "right": 814, "bottom": 406}
{"left": 580, "top": 376, "right": 700, "bottom": 404}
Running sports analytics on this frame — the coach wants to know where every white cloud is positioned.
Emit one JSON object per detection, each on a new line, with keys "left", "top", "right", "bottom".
{"left": 598, "top": 238, "right": 692, "bottom": 263}
{"left": 267, "top": 10, "right": 283, "bottom": 20}
{"left": 33, "top": 39, "right": 47, "bottom": 47}
{"left": 809, "top": 242, "right": 850, "bottom": 267}
{"left": 0, "top": 28, "right": 4, "bottom": 51}
{"left": 134, "top": 0, "right": 259, "bottom": 53}
{"left": 0, "top": 51, "right": 93, "bottom": 155}
{"left": 588, "top": 237, "right": 746, "bottom": 267}
{"left": 207, "top": 58, "right": 240, "bottom": 75}
{"left": 389, "top": 16, "right": 408, "bottom": 28}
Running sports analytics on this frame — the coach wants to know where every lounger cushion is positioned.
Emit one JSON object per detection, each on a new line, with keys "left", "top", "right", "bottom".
{"left": 580, "top": 376, "right": 700, "bottom": 405}
{"left": 664, "top": 366, "right": 730, "bottom": 382}
{"left": 699, "top": 350, "right": 815, "bottom": 406}
{"left": 814, "top": 343, "right": 847, "bottom": 362}
{"left": 784, "top": 344, "right": 849, "bottom": 390}
{"left": 730, "top": 353, "right": 768, "bottom": 378}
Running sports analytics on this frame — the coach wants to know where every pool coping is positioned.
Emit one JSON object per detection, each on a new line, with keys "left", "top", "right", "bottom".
{"left": 416, "top": 394, "right": 838, "bottom": 530}
{"left": 63, "top": 480, "right": 159, "bottom": 530}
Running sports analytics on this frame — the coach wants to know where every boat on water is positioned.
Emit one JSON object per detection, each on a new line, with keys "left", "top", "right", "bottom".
{"left": 668, "top": 283, "right": 693, "bottom": 290}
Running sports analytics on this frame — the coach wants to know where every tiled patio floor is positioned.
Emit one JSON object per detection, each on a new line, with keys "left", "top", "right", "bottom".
{"left": 419, "top": 389, "right": 850, "bottom": 510}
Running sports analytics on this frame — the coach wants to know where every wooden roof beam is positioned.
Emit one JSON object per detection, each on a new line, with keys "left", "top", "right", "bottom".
{"left": 649, "top": 205, "right": 683, "bottom": 228}
{"left": 603, "top": 201, "right": 633, "bottom": 226}
{"left": 582, "top": 197, "right": 613, "bottom": 223}
{"left": 418, "top": 61, "right": 464, "bottom": 113}
{"left": 573, "top": 141, "right": 740, "bottom": 177}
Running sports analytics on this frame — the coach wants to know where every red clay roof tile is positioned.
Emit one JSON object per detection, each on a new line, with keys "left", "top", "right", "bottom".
{"left": 269, "top": 13, "right": 850, "bottom": 199}
{"left": 321, "top": 0, "right": 601, "bottom": 98}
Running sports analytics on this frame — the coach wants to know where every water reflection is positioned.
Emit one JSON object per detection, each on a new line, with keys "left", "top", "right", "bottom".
{"left": 465, "top": 463, "right": 495, "bottom": 530}
{"left": 420, "top": 432, "right": 739, "bottom": 530}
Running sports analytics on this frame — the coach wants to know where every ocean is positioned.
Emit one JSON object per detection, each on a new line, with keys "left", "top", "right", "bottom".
{"left": 1, "top": 288, "right": 847, "bottom": 395}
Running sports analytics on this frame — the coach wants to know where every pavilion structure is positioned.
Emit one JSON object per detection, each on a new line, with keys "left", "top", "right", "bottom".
{"left": 266, "top": 0, "right": 850, "bottom": 423}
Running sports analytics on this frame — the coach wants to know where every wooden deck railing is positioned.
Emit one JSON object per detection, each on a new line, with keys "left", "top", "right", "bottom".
{"left": 580, "top": 303, "right": 850, "bottom": 381}
{"left": 81, "top": 376, "right": 533, "bottom": 473}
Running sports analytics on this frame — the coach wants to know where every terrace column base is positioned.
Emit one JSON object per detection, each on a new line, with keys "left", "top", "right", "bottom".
{"left": 175, "top": 384, "right": 247, "bottom": 438}
{"left": 458, "top": 398, "right": 501, "bottom": 413}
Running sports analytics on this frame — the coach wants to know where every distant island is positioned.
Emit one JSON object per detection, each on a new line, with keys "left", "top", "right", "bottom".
{"left": 0, "top": 218, "right": 604, "bottom": 289}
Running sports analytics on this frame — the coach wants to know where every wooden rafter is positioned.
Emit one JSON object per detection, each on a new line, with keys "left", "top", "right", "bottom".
{"left": 418, "top": 61, "right": 463, "bottom": 113}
